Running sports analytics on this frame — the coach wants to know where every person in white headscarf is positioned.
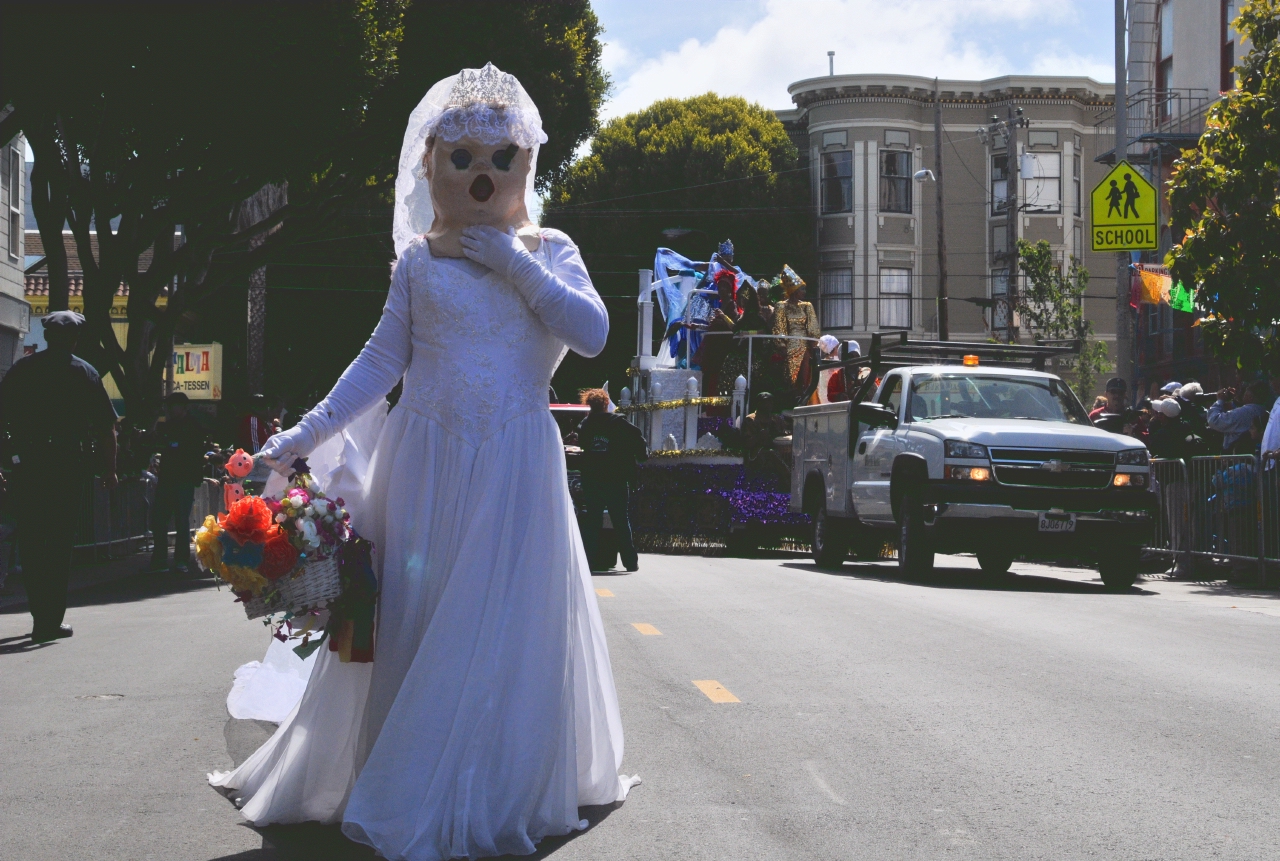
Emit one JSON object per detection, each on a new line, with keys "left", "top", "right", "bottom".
{"left": 814, "top": 334, "right": 840, "bottom": 404}
{"left": 209, "top": 63, "right": 637, "bottom": 860}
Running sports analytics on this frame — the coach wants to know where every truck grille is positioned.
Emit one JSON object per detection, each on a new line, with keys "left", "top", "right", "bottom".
{"left": 989, "top": 448, "right": 1115, "bottom": 489}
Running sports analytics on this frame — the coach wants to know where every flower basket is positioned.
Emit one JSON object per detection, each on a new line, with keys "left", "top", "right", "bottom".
{"left": 195, "top": 457, "right": 379, "bottom": 663}
{"left": 240, "top": 555, "right": 343, "bottom": 620}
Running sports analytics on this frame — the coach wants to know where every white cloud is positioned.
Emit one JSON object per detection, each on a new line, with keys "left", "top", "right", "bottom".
{"left": 1031, "top": 50, "right": 1115, "bottom": 82}
{"left": 601, "top": 0, "right": 1108, "bottom": 120}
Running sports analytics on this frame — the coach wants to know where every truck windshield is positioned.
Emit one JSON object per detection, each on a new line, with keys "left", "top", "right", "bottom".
{"left": 907, "top": 374, "right": 1091, "bottom": 425}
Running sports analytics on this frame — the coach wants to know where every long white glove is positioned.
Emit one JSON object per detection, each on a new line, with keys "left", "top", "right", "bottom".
{"left": 258, "top": 422, "right": 321, "bottom": 476}
{"left": 460, "top": 225, "right": 608, "bottom": 357}
{"left": 459, "top": 225, "right": 528, "bottom": 279}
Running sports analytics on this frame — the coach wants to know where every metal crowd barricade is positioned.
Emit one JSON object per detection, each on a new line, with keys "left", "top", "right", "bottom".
{"left": 1145, "top": 455, "right": 1278, "bottom": 585}
{"left": 72, "top": 476, "right": 152, "bottom": 560}
{"left": 67, "top": 476, "right": 225, "bottom": 561}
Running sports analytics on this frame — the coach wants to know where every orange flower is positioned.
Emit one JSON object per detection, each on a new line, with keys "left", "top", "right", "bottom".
{"left": 218, "top": 496, "right": 275, "bottom": 545}
{"left": 259, "top": 530, "right": 301, "bottom": 580}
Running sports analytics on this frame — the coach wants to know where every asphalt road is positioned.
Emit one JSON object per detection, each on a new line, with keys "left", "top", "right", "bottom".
{"left": 3, "top": 553, "right": 1279, "bottom": 860}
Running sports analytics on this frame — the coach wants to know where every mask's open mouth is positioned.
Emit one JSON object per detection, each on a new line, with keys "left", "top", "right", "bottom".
{"left": 469, "top": 174, "right": 495, "bottom": 202}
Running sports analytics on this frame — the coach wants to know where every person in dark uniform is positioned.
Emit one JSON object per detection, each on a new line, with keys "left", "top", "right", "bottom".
{"left": 149, "top": 392, "right": 208, "bottom": 572}
{"left": 0, "top": 311, "right": 117, "bottom": 643}
{"left": 576, "top": 388, "right": 647, "bottom": 573}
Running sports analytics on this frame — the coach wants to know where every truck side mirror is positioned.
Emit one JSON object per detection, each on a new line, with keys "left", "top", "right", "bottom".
{"left": 853, "top": 401, "right": 898, "bottom": 430}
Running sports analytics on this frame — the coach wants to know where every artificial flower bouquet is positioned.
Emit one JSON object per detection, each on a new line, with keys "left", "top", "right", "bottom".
{"left": 195, "top": 460, "right": 378, "bottom": 662}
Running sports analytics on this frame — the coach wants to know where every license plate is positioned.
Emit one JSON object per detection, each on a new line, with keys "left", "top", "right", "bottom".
{"left": 1038, "top": 512, "right": 1077, "bottom": 533}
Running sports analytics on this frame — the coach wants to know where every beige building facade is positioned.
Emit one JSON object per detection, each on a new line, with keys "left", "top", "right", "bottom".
{"left": 779, "top": 74, "right": 1116, "bottom": 348}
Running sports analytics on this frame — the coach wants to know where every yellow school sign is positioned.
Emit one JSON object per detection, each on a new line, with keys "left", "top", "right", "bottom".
{"left": 1091, "top": 160, "right": 1158, "bottom": 251}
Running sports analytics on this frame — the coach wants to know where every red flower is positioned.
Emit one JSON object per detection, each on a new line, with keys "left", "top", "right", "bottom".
{"left": 218, "top": 496, "right": 275, "bottom": 546}
{"left": 258, "top": 530, "right": 301, "bottom": 580}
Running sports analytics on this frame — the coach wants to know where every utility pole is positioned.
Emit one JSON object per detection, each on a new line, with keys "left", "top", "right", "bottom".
{"left": 1004, "top": 104, "right": 1024, "bottom": 344}
{"left": 1114, "top": 0, "right": 1133, "bottom": 386}
{"left": 933, "top": 79, "right": 950, "bottom": 341}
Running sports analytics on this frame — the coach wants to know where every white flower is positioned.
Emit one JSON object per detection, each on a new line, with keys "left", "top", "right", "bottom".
{"left": 300, "top": 520, "right": 320, "bottom": 547}
{"left": 275, "top": 513, "right": 286, "bottom": 523}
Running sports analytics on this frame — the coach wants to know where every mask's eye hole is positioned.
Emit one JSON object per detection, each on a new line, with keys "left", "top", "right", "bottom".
{"left": 492, "top": 144, "right": 519, "bottom": 171}
{"left": 450, "top": 148, "right": 472, "bottom": 169}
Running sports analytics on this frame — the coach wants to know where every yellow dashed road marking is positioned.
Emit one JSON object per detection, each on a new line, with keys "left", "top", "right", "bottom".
{"left": 693, "top": 680, "right": 740, "bottom": 703}
{"left": 596, "top": 588, "right": 614, "bottom": 597}
{"left": 631, "top": 623, "right": 661, "bottom": 635}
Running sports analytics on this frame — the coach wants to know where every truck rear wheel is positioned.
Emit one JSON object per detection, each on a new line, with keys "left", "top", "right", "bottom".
{"left": 897, "top": 488, "right": 934, "bottom": 577}
{"left": 977, "top": 550, "right": 1014, "bottom": 575}
{"left": 812, "top": 508, "right": 849, "bottom": 569}
{"left": 1099, "top": 547, "right": 1140, "bottom": 591}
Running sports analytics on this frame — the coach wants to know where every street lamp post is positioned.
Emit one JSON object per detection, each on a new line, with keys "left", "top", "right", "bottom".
{"left": 932, "top": 79, "right": 949, "bottom": 340}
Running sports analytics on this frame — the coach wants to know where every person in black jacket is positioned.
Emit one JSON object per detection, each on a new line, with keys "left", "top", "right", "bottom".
{"left": 0, "top": 311, "right": 117, "bottom": 643}
{"left": 149, "top": 392, "right": 208, "bottom": 573}
{"left": 576, "top": 389, "right": 647, "bottom": 572}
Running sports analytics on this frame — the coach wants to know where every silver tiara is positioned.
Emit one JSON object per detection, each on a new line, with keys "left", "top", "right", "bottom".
{"left": 445, "top": 62, "right": 520, "bottom": 110}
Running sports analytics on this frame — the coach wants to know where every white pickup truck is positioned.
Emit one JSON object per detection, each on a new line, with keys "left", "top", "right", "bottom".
{"left": 789, "top": 338, "right": 1154, "bottom": 590}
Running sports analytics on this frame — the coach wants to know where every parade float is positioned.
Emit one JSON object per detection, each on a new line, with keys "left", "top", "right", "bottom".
{"left": 616, "top": 239, "right": 822, "bottom": 554}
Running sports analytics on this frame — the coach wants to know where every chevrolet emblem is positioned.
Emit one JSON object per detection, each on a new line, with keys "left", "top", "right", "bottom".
{"left": 1041, "top": 459, "right": 1070, "bottom": 473}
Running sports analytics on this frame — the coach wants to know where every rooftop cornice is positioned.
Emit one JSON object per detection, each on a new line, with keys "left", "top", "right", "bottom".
{"left": 788, "top": 73, "right": 1115, "bottom": 110}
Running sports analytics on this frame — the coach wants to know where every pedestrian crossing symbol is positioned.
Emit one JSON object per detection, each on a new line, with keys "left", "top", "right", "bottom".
{"left": 1091, "top": 160, "right": 1158, "bottom": 251}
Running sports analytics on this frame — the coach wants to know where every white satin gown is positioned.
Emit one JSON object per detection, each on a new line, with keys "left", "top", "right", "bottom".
{"left": 210, "top": 229, "right": 636, "bottom": 860}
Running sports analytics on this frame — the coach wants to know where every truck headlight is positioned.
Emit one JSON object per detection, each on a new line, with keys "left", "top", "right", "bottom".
{"left": 945, "top": 440, "right": 989, "bottom": 459}
{"left": 1116, "top": 448, "right": 1150, "bottom": 466}
{"left": 946, "top": 465, "right": 991, "bottom": 481}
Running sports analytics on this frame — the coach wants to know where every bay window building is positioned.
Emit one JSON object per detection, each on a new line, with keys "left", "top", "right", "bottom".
{"left": 779, "top": 74, "right": 1116, "bottom": 349}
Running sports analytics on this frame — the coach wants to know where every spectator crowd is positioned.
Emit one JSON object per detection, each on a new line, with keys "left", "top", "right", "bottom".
{"left": 1087, "top": 372, "right": 1280, "bottom": 466}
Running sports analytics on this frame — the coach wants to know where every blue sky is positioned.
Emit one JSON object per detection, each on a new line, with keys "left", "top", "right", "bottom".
{"left": 593, "top": 0, "right": 1116, "bottom": 118}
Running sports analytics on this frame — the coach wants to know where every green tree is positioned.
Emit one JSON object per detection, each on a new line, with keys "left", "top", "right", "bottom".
{"left": 1015, "top": 240, "right": 1112, "bottom": 401}
{"left": 1166, "top": 0, "right": 1280, "bottom": 372}
{"left": 0, "top": 0, "right": 609, "bottom": 422}
{"left": 542, "top": 93, "right": 813, "bottom": 397}
{"left": 0, "top": 1, "right": 409, "bottom": 422}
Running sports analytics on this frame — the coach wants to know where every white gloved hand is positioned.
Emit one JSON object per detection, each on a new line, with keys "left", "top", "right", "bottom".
{"left": 459, "top": 225, "right": 531, "bottom": 279}
{"left": 258, "top": 423, "right": 319, "bottom": 476}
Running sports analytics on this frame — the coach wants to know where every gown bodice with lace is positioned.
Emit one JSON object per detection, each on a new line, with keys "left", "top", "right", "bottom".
{"left": 305, "top": 228, "right": 607, "bottom": 450}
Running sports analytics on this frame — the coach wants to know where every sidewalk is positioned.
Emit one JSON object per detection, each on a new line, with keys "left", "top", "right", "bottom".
{"left": 0, "top": 550, "right": 176, "bottom": 611}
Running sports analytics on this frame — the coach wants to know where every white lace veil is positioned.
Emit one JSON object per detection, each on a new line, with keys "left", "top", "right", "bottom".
{"left": 393, "top": 62, "right": 548, "bottom": 257}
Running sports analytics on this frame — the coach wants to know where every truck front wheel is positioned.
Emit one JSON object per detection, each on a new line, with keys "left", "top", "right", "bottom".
{"left": 812, "top": 508, "right": 849, "bottom": 569}
{"left": 897, "top": 487, "right": 935, "bottom": 577}
{"left": 1098, "top": 547, "right": 1140, "bottom": 591}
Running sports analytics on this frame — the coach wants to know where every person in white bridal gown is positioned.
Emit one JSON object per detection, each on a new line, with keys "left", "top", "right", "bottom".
{"left": 209, "top": 63, "right": 638, "bottom": 861}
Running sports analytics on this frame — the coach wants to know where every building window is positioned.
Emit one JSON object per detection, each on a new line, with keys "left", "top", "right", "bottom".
{"left": 878, "top": 267, "right": 912, "bottom": 328}
{"left": 1158, "top": 0, "right": 1174, "bottom": 119}
{"left": 879, "top": 151, "right": 912, "bottom": 214}
{"left": 819, "top": 268, "right": 853, "bottom": 329}
{"left": 991, "top": 268, "right": 1009, "bottom": 332}
{"left": 1073, "top": 151, "right": 1082, "bottom": 217}
{"left": 7, "top": 147, "right": 19, "bottom": 260}
{"left": 1222, "top": 0, "right": 1237, "bottom": 91}
{"left": 1073, "top": 224, "right": 1083, "bottom": 262}
{"left": 1022, "top": 152, "right": 1061, "bottom": 213}
{"left": 884, "top": 129, "right": 911, "bottom": 147}
{"left": 821, "top": 150, "right": 852, "bottom": 214}
{"left": 991, "top": 153, "right": 1008, "bottom": 215}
